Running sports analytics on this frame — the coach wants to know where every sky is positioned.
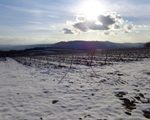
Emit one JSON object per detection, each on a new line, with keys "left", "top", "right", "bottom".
{"left": 0, "top": 0, "right": 150, "bottom": 45}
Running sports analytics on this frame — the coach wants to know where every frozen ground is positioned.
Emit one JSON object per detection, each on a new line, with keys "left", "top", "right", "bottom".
{"left": 0, "top": 58, "right": 150, "bottom": 120}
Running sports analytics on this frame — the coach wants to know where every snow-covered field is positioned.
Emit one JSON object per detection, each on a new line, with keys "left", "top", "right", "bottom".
{"left": 0, "top": 58, "right": 150, "bottom": 120}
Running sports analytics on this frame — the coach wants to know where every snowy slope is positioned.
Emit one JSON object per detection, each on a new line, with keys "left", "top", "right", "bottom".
{"left": 0, "top": 58, "right": 150, "bottom": 120}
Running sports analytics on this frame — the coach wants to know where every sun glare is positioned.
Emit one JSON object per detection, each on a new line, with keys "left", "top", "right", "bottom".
{"left": 76, "top": 0, "right": 106, "bottom": 21}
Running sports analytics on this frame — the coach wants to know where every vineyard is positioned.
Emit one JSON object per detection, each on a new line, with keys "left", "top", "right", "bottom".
{"left": 13, "top": 48, "right": 150, "bottom": 68}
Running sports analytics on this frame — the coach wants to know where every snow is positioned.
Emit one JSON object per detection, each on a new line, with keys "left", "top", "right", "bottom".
{"left": 0, "top": 58, "right": 150, "bottom": 120}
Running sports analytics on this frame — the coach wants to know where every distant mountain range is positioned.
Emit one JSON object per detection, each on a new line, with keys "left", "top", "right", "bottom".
{"left": 50, "top": 41, "right": 144, "bottom": 50}
{"left": 0, "top": 40, "right": 144, "bottom": 51}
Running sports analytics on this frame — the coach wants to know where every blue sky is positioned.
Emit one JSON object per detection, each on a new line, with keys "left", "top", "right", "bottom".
{"left": 0, "top": 0, "right": 150, "bottom": 45}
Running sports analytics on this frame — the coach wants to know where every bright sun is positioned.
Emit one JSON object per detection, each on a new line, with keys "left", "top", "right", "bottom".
{"left": 76, "top": 0, "right": 107, "bottom": 21}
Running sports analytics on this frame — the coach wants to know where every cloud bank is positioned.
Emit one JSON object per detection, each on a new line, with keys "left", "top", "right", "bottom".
{"left": 63, "top": 12, "right": 136, "bottom": 35}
